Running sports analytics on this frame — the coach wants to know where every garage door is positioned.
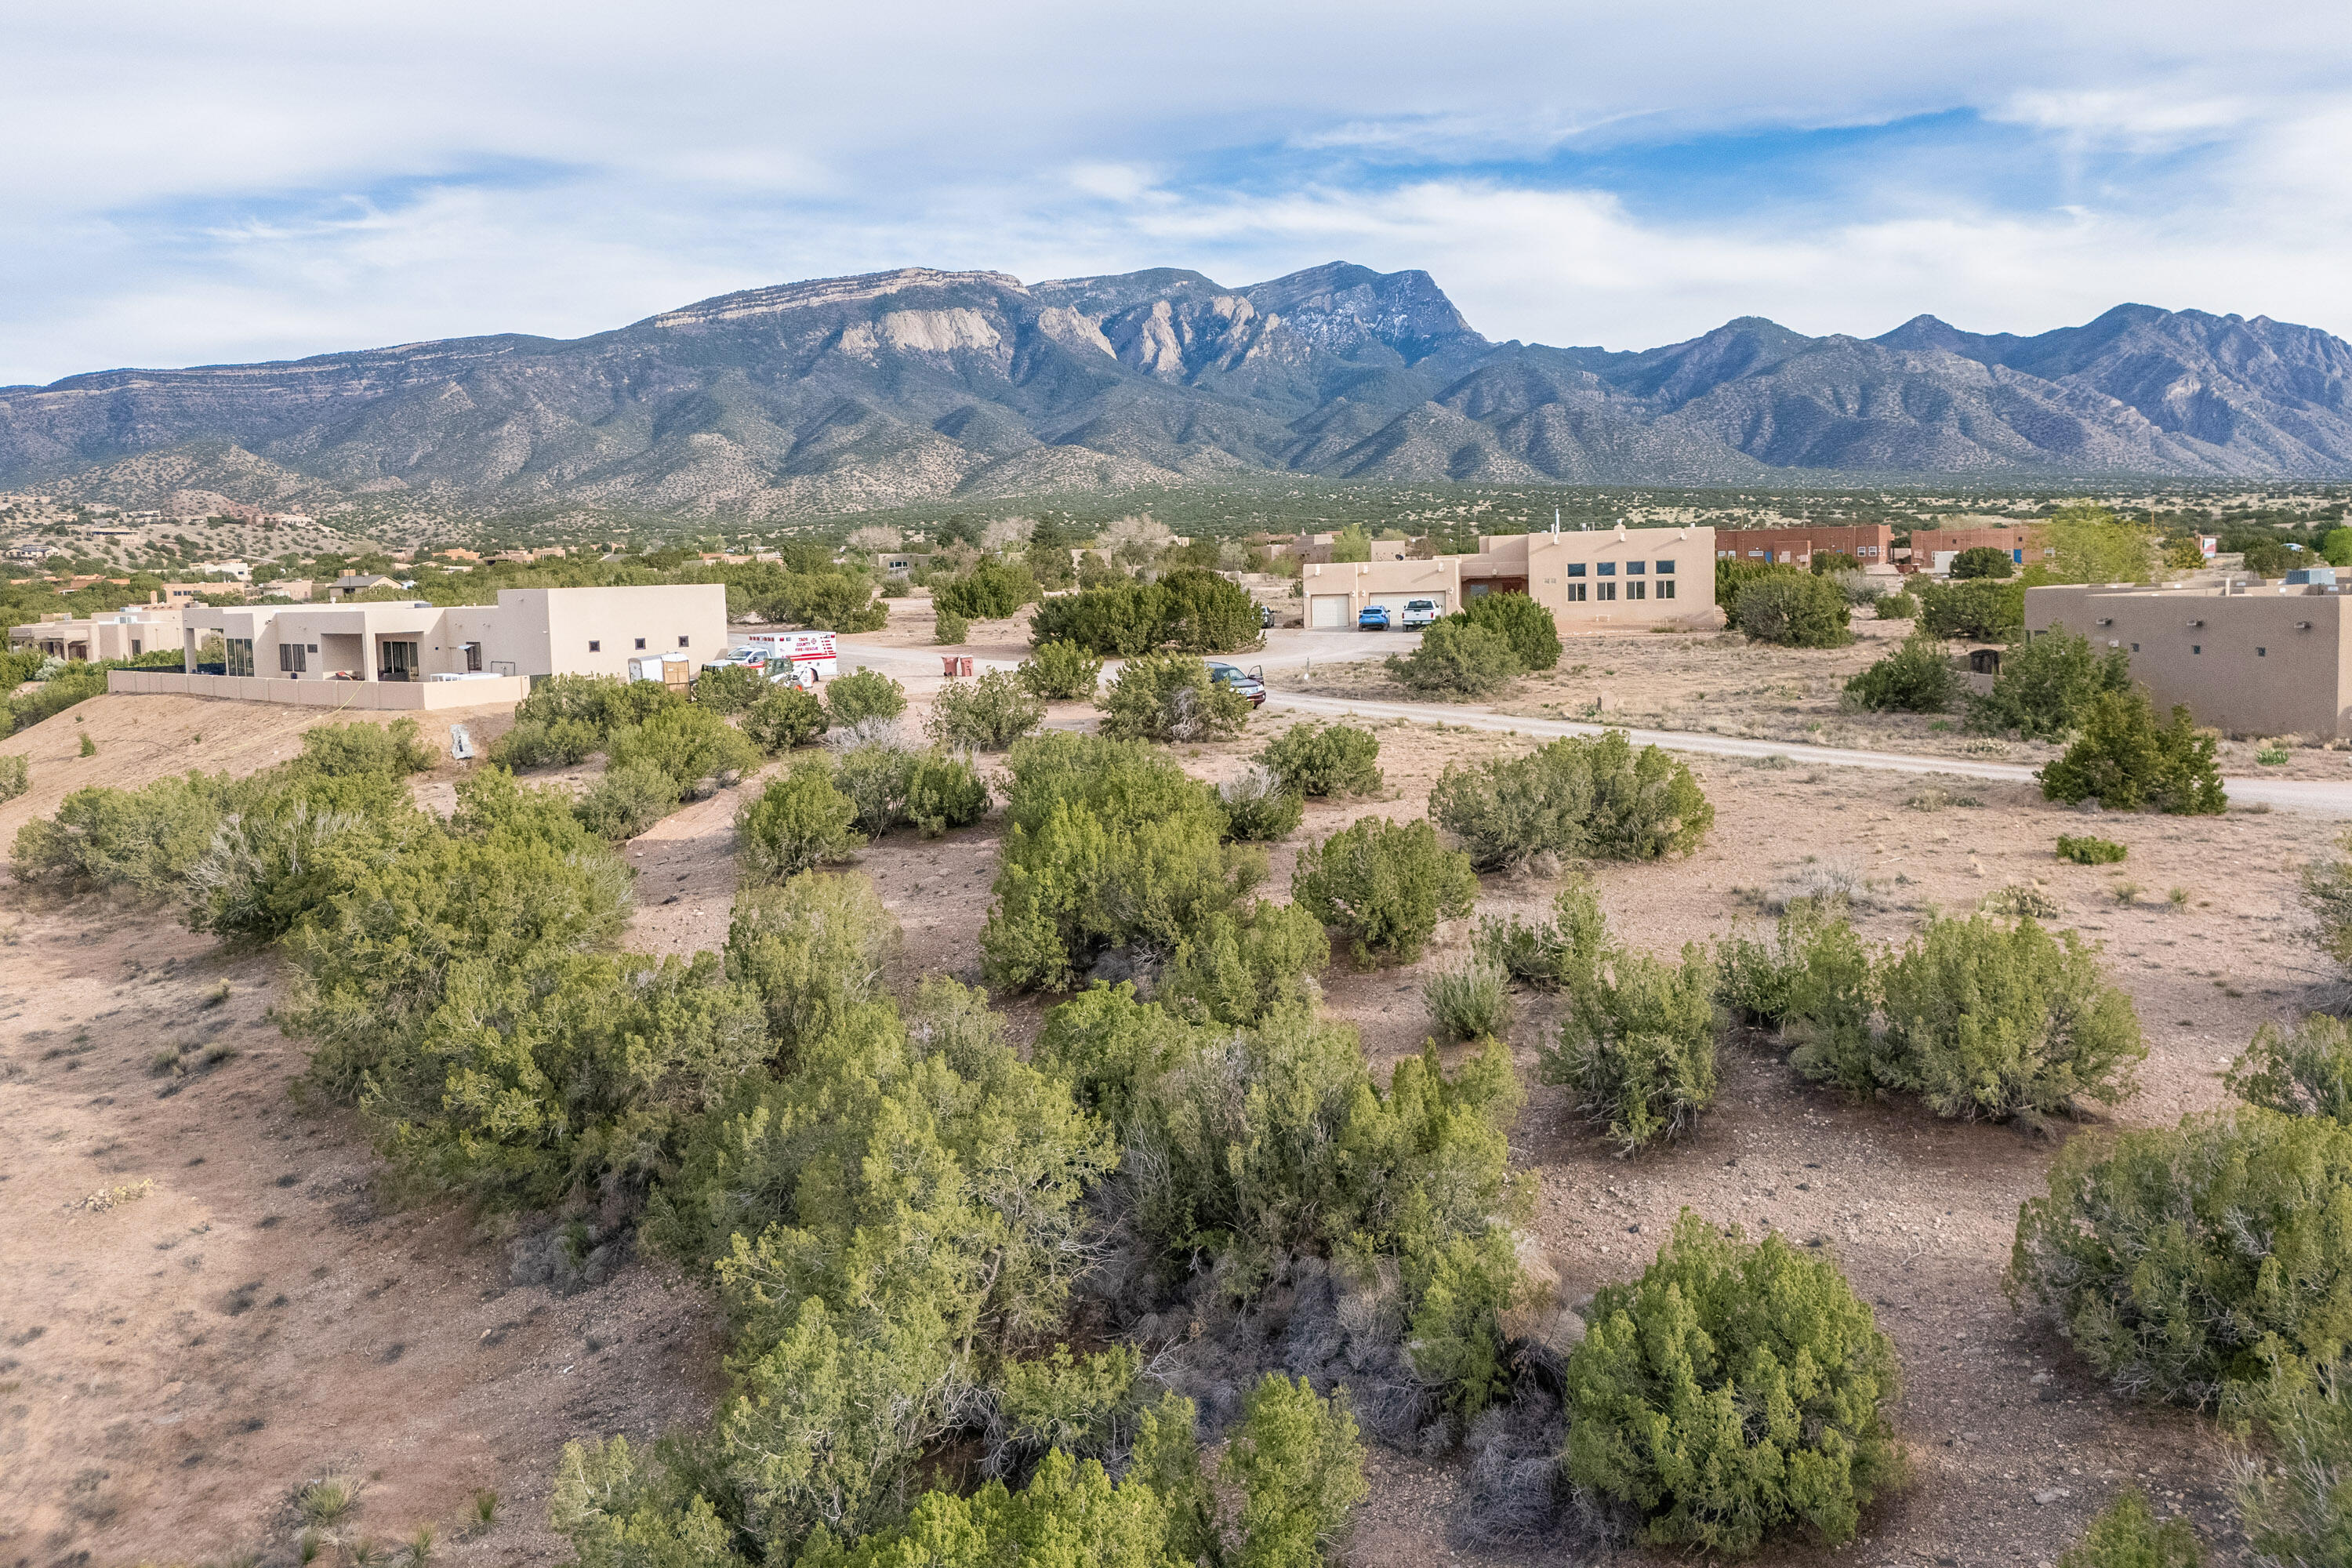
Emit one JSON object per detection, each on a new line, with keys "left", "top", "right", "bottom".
{"left": 1309, "top": 594, "right": 1352, "bottom": 629}
{"left": 1368, "top": 591, "right": 1448, "bottom": 615}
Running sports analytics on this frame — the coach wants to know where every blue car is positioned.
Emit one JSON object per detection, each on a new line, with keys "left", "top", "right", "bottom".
{"left": 1358, "top": 604, "right": 1392, "bottom": 631}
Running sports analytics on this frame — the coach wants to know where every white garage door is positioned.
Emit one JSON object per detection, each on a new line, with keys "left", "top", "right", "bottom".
{"left": 1368, "top": 591, "right": 1448, "bottom": 614}
{"left": 1309, "top": 594, "right": 1352, "bottom": 628}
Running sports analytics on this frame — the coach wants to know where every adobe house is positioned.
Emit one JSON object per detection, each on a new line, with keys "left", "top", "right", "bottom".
{"left": 1298, "top": 524, "right": 1716, "bottom": 631}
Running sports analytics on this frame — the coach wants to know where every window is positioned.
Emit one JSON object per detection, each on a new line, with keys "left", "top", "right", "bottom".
{"left": 634, "top": 637, "right": 647, "bottom": 650}
{"left": 1597, "top": 561, "right": 1616, "bottom": 576}
{"left": 1659, "top": 580, "right": 1676, "bottom": 600}
{"left": 1627, "top": 582, "right": 1646, "bottom": 600}
{"left": 2192, "top": 645, "right": 2201, "bottom": 655}
{"left": 308, "top": 643, "right": 318, "bottom": 653}
{"left": 2259, "top": 647, "right": 2267, "bottom": 657}
{"left": 1655, "top": 560, "right": 1675, "bottom": 574}
{"left": 464, "top": 642, "right": 483, "bottom": 672}
{"left": 1565, "top": 563, "right": 1586, "bottom": 578}
{"left": 1565, "top": 583, "right": 1587, "bottom": 602}
{"left": 1598, "top": 582, "right": 1617, "bottom": 601}
{"left": 278, "top": 642, "right": 306, "bottom": 673}
{"left": 588, "top": 640, "right": 601, "bottom": 652}
{"left": 225, "top": 638, "right": 255, "bottom": 677}
{"left": 677, "top": 635, "right": 690, "bottom": 648}
{"left": 1626, "top": 561, "right": 1646, "bottom": 575}
{"left": 2131, "top": 643, "right": 2140, "bottom": 652}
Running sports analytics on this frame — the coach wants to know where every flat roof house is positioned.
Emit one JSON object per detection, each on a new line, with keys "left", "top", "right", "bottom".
{"left": 9, "top": 606, "right": 184, "bottom": 662}
{"left": 107, "top": 584, "right": 728, "bottom": 711}
{"left": 2026, "top": 576, "right": 2352, "bottom": 738}
{"left": 1299, "top": 524, "right": 1716, "bottom": 632}
{"left": 1714, "top": 524, "right": 1894, "bottom": 569}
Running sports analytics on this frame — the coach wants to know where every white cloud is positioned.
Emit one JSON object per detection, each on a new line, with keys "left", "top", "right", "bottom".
{"left": 5, "top": 0, "right": 2352, "bottom": 381}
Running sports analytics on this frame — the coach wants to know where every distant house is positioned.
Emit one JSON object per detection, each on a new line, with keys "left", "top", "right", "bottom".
{"left": 330, "top": 574, "right": 402, "bottom": 597}
{"left": 9, "top": 607, "right": 184, "bottom": 663}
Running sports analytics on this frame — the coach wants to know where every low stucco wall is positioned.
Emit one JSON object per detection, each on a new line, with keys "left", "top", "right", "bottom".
{"left": 107, "top": 670, "right": 531, "bottom": 710}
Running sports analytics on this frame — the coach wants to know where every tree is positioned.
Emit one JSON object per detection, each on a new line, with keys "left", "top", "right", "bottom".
{"left": 742, "top": 684, "right": 828, "bottom": 753}
{"left": 1969, "top": 627, "right": 2130, "bottom": 739}
{"left": 1715, "top": 559, "right": 1796, "bottom": 622}
{"left": 1842, "top": 628, "right": 1957, "bottom": 713}
{"left": 1160, "top": 568, "right": 1264, "bottom": 653}
{"left": 608, "top": 706, "right": 764, "bottom": 797}
{"left": 1385, "top": 619, "right": 1520, "bottom": 698}
{"left": 1950, "top": 545, "right": 2014, "bottom": 579}
{"left": 1428, "top": 731, "right": 1713, "bottom": 872}
{"left": 1451, "top": 592, "right": 1560, "bottom": 671}
{"left": 2321, "top": 527, "right": 2352, "bottom": 567}
{"left": 1918, "top": 579, "right": 2024, "bottom": 641}
{"left": 1223, "top": 1376, "right": 1368, "bottom": 1568}
{"left": 1257, "top": 721, "right": 1381, "bottom": 798}
{"left": 932, "top": 561, "right": 1038, "bottom": 620}
{"left": 826, "top": 669, "right": 908, "bottom": 727}
{"left": 2038, "top": 689, "right": 2226, "bottom": 814}
{"left": 736, "top": 763, "right": 863, "bottom": 881}
{"left": 1564, "top": 1211, "right": 1902, "bottom": 1555}
{"left": 1019, "top": 640, "right": 1103, "bottom": 700}
{"left": 695, "top": 662, "right": 768, "bottom": 715}
{"left": 1733, "top": 572, "right": 1852, "bottom": 647}
{"left": 1329, "top": 525, "right": 1372, "bottom": 563}
{"left": 1098, "top": 654, "right": 1250, "bottom": 743}
{"left": 2009, "top": 1108, "right": 2352, "bottom": 1407}
{"left": 1290, "top": 816, "right": 1478, "bottom": 967}
{"left": 2043, "top": 503, "right": 2160, "bottom": 585}
{"left": 926, "top": 670, "right": 1045, "bottom": 750}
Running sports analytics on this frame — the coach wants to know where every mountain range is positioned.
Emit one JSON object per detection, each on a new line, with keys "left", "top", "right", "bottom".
{"left": 5, "top": 262, "right": 2352, "bottom": 517}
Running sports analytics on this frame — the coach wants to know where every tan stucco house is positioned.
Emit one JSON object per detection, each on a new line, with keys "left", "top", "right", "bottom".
{"left": 1298, "top": 524, "right": 1717, "bottom": 632}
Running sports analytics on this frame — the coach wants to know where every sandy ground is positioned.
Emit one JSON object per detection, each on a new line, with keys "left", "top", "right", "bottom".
{"left": 5, "top": 640, "right": 2342, "bottom": 1564}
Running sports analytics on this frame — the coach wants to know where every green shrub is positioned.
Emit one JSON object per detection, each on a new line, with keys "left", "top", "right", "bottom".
{"left": 692, "top": 662, "right": 768, "bottom": 715}
{"left": 0, "top": 753, "right": 26, "bottom": 803}
{"left": 2053, "top": 1490, "right": 2201, "bottom": 1568}
{"left": 12, "top": 771, "right": 244, "bottom": 892}
{"left": 1472, "top": 902, "right": 1580, "bottom": 992}
{"left": 1291, "top": 816, "right": 1478, "bottom": 967}
{"left": 1715, "top": 560, "right": 1795, "bottom": 623}
{"left": 1018, "top": 639, "right": 1102, "bottom": 700}
{"left": 1385, "top": 619, "right": 1520, "bottom": 698}
{"left": 985, "top": 1345, "right": 1143, "bottom": 1474}
{"left": 1159, "top": 568, "right": 1265, "bottom": 654}
{"left": 2009, "top": 1108, "right": 2352, "bottom": 1407}
{"left": 298, "top": 717, "right": 437, "bottom": 777}
{"left": 932, "top": 561, "right": 1037, "bottom": 620}
{"left": 1875, "top": 590, "right": 1919, "bottom": 620}
{"left": 1537, "top": 884, "right": 1718, "bottom": 1150}
{"left": 1715, "top": 898, "right": 1857, "bottom": 1032}
{"left": 1842, "top": 628, "right": 1956, "bottom": 712}
{"left": 1218, "top": 764, "right": 1304, "bottom": 842}
{"left": 742, "top": 683, "right": 828, "bottom": 753}
{"left": 2237, "top": 1370, "right": 2352, "bottom": 1566}
{"left": 2057, "top": 833, "right": 2129, "bottom": 865}
{"left": 832, "top": 740, "right": 988, "bottom": 837}
{"left": 511, "top": 671, "right": 675, "bottom": 734}
{"left": 1221, "top": 1375, "right": 1368, "bottom": 1567}
{"left": 1097, "top": 653, "right": 1250, "bottom": 742}
{"left": 721, "top": 872, "right": 899, "bottom": 1055}
{"left": 982, "top": 733, "right": 1261, "bottom": 990}
{"left": 925, "top": 668, "right": 1044, "bottom": 750}
{"left": 1969, "top": 627, "right": 2131, "bottom": 739}
{"left": 1450, "top": 591, "right": 1559, "bottom": 672}
{"left": 1029, "top": 580, "right": 1170, "bottom": 656}
{"left": 1919, "top": 578, "right": 2024, "bottom": 641}
{"left": 1734, "top": 571, "right": 1853, "bottom": 647}
{"left": 572, "top": 760, "right": 683, "bottom": 841}
{"left": 2040, "top": 689, "right": 2226, "bottom": 814}
{"left": 1951, "top": 545, "right": 2016, "bottom": 579}
{"left": 1871, "top": 913, "right": 2144, "bottom": 1124}
{"left": 935, "top": 609, "right": 969, "bottom": 644}
{"left": 7, "top": 659, "right": 109, "bottom": 730}
{"left": 2304, "top": 831, "right": 2352, "bottom": 982}
{"left": 2227, "top": 1014, "right": 2352, "bottom": 1124}
{"left": 1258, "top": 721, "right": 1381, "bottom": 798}
{"left": 607, "top": 705, "right": 763, "bottom": 797}
{"left": 1428, "top": 730, "right": 1714, "bottom": 872}
{"left": 825, "top": 668, "right": 908, "bottom": 727}
{"left": 187, "top": 770, "right": 433, "bottom": 942}
{"left": 488, "top": 715, "right": 605, "bottom": 769}
{"left": 1566, "top": 1210, "right": 1901, "bottom": 1555}
{"left": 736, "top": 763, "right": 862, "bottom": 881}
{"left": 1425, "top": 957, "right": 1514, "bottom": 1040}
{"left": 1156, "top": 898, "right": 1330, "bottom": 1026}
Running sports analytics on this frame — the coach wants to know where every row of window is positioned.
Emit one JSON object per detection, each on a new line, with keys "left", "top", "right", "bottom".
{"left": 1563, "top": 581, "right": 1675, "bottom": 603}
{"left": 1564, "top": 560, "right": 1674, "bottom": 578}
{"left": 586, "top": 635, "right": 691, "bottom": 653}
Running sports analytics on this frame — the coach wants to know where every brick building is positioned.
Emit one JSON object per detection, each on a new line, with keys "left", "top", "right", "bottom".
{"left": 1907, "top": 524, "right": 2050, "bottom": 575}
{"left": 1712, "top": 524, "right": 1893, "bottom": 568}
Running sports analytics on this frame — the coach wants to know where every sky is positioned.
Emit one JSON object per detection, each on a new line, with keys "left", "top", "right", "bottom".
{"left": 5, "top": 0, "right": 2351, "bottom": 385}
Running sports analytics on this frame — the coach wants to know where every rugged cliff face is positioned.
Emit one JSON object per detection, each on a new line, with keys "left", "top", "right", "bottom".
{"left": 7, "top": 263, "right": 2351, "bottom": 514}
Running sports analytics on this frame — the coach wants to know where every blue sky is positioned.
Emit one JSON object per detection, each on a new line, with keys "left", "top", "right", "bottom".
{"left": 4, "top": 0, "right": 2349, "bottom": 383}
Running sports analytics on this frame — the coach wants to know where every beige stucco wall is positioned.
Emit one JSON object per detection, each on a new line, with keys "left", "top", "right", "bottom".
{"left": 2027, "top": 583, "right": 2352, "bottom": 738}
{"left": 108, "top": 670, "right": 531, "bottom": 709}
{"left": 503, "top": 585, "right": 729, "bottom": 679}
{"left": 10, "top": 609, "right": 183, "bottom": 662}
{"left": 1301, "top": 526, "right": 1716, "bottom": 632}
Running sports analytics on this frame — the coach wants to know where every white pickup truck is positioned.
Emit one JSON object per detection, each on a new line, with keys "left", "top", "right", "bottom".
{"left": 1401, "top": 598, "right": 1442, "bottom": 629}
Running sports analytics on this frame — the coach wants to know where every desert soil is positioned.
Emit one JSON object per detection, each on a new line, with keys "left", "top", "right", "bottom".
{"left": 5, "top": 634, "right": 2341, "bottom": 1566}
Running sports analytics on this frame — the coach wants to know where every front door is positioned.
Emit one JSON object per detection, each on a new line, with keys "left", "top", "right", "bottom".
{"left": 377, "top": 640, "right": 419, "bottom": 682}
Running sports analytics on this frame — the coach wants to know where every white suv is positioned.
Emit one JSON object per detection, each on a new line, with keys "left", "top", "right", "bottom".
{"left": 1401, "top": 598, "right": 1440, "bottom": 629}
